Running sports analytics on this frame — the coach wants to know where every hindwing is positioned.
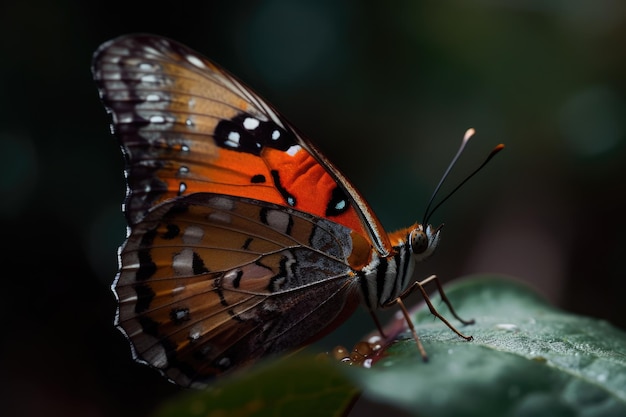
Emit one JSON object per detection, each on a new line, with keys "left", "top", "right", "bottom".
{"left": 114, "top": 193, "right": 362, "bottom": 386}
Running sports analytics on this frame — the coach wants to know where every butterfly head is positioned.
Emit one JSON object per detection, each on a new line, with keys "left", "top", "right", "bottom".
{"left": 408, "top": 223, "right": 442, "bottom": 262}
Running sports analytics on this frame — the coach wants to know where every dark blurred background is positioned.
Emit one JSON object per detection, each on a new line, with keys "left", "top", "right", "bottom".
{"left": 1, "top": 1, "right": 625, "bottom": 416}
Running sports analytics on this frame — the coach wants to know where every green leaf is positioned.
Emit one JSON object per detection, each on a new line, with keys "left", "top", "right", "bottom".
{"left": 153, "top": 354, "right": 359, "bottom": 417}
{"left": 354, "top": 275, "right": 626, "bottom": 417}
{"left": 151, "top": 275, "right": 626, "bottom": 417}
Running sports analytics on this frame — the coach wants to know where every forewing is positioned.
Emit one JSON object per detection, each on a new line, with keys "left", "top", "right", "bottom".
{"left": 114, "top": 193, "right": 362, "bottom": 387}
{"left": 92, "top": 34, "right": 391, "bottom": 252}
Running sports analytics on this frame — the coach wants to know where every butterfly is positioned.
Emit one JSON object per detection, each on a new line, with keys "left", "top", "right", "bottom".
{"left": 93, "top": 34, "right": 488, "bottom": 388}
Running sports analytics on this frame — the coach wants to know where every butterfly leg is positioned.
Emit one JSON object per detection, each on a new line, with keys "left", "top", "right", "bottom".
{"left": 392, "top": 275, "right": 474, "bottom": 341}
{"left": 383, "top": 275, "right": 473, "bottom": 360}
{"left": 418, "top": 274, "right": 475, "bottom": 326}
{"left": 369, "top": 302, "right": 429, "bottom": 361}
{"left": 368, "top": 309, "right": 387, "bottom": 339}
{"left": 396, "top": 297, "right": 430, "bottom": 361}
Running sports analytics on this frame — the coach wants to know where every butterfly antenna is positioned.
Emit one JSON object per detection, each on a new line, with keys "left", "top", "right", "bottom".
{"left": 423, "top": 129, "right": 504, "bottom": 225}
{"left": 422, "top": 128, "right": 475, "bottom": 225}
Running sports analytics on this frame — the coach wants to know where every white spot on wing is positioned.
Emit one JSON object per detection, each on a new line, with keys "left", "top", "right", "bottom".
{"left": 189, "top": 327, "right": 201, "bottom": 341}
{"left": 186, "top": 54, "right": 206, "bottom": 68}
{"left": 225, "top": 131, "right": 240, "bottom": 148}
{"left": 286, "top": 145, "right": 301, "bottom": 156}
{"left": 118, "top": 114, "right": 134, "bottom": 123}
{"left": 224, "top": 269, "right": 240, "bottom": 281}
{"left": 172, "top": 309, "right": 188, "bottom": 321}
{"left": 183, "top": 225, "right": 204, "bottom": 244}
{"left": 173, "top": 248, "right": 194, "bottom": 276}
{"left": 119, "top": 294, "right": 138, "bottom": 303}
{"left": 208, "top": 211, "right": 231, "bottom": 223}
{"left": 138, "top": 62, "right": 154, "bottom": 70}
{"left": 141, "top": 74, "right": 158, "bottom": 83}
{"left": 208, "top": 196, "right": 235, "bottom": 210}
{"left": 265, "top": 209, "right": 291, "bottom": 233}
{"left": 142, "top": 46, "right": 160, "bottom": 56}
{"left": 150, "top": 115, "right": 165, "bottom": 123}
{"left": 103, "top": 72, "right": 121, "bottom": 81}
{"left": 243, "top": 117, "right": 260, "bottom": 130}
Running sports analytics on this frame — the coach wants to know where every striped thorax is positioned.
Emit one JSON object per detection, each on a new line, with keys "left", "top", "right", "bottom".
{"left": 359, "top": 223, "right": 441, "bottom": 309}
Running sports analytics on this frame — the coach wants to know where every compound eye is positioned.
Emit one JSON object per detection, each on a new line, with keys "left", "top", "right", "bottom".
{"left": 410, "top": 228, "right": 429, "bottom": 254}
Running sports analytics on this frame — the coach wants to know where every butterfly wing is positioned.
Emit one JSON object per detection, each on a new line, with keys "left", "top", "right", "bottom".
{"left": 92, "top": 34, "right": 392, "bottom": 255}
{"left": 115, "top": 193, "right": 362, "bottom": 387}
{"left": 92, "top": 34, "right": 393, "bottom": 385}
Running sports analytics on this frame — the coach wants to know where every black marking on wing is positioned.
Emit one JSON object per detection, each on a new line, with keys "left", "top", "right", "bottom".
{"left": 192, "top": 252, "right": 210, "bottom": 275}
{"left": 250, "top": 174, "right": 266, "bottom": 183}
{"left": 213, "top": 114, "right": 297, "bottom": 156}
{"left": 212, "top": 274, "right": 245, "bottom": 323}
{"left": 134, "top": 284, "right": 156, "bottom": 313}
{"left": 213, "top": 276, "right": 228, "bottom": 307}
{"left": 242, "top": 237, "right": 253, "bottom": 250}
{"left": 232, "top": 269, "right": 243, "bottom": 289}
{"left": 325, "top": 186, "right": 350, "bottom": 217}
{"left": 136, "top": 228, "right": 158, "bottom": 281}
{"left": 270, "top": 170, "right": 296, "bottom": 207}
{"left": 137, "top": 315, "right": 160, "bottom": 338}
{"left": 161, "top": 224, "right": 180, "bottom": 239}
